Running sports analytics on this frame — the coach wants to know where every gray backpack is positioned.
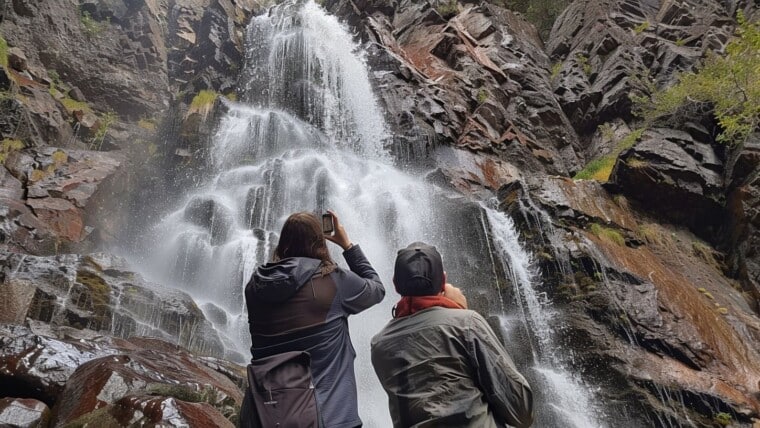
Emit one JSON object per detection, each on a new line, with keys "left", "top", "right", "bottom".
{"left": 245, "top": 351, "right": 323, "bottom": 428}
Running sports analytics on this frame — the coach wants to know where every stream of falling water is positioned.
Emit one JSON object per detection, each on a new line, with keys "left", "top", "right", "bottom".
{"left": 485, "top": 202, "right": 608, "bottom": 427}
{"left": 135, "top": 1, "right": 607, "bottom": 426}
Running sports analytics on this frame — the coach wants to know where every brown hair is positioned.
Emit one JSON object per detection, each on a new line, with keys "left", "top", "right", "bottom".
{"left": 274, "top": 212, "right": 333, "bottom": 264}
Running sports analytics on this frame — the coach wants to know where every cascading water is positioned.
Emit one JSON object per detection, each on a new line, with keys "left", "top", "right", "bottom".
{"left": 485, "top": 202, "right": 608, "bottom": 427}
{"left": 134, "top": 0, "right": 609, "bottom": 426}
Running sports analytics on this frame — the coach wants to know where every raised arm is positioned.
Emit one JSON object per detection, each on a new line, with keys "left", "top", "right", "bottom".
{"left": 339, "top": 244, "right": 385, "bottom": 314}
{"left": 324, "top": 210, "right": 385, "bottom": 314}
{"left": 467, "top": 313, "right": 534, "bottom": 428}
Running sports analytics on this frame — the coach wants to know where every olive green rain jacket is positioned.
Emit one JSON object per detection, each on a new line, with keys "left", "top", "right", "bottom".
{"left": 371, "top": 307, "right": 534, "bottom": 428}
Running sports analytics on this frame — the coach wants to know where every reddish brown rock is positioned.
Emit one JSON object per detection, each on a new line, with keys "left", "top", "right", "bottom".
{"left": 26, "top": 197, "right": 84, "bottom": 242}
{"left": 53, "top": 342, "right": 242, "bottom": 426}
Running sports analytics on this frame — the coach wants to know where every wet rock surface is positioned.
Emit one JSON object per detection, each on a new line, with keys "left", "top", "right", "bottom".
{"left": 0, "top": 397, "right": 50, "bottom": 428}
{"left": 323, "top": 0, "right": 581, "bottom": 175}
{"left": 0, "top": 147, "right": 124, "bottom": 252}
{"left": 0, "top": 323, "right": 243, "bottom": 427}
{"left": 54, "top": 338, "right": 242, "bottom": 426}
{"left": 500, "top": 177, "right": 760, "bottom": 425}
{"left": 0, "top": 252, "right": 226, "bottom": 359}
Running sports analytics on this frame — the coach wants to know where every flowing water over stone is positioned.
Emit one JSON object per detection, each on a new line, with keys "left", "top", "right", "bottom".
{"left": 485, "top": 203, "right": 607, "bottom": 427}
{"left": 136, "top": 1, "right": 607, "bottom": 426}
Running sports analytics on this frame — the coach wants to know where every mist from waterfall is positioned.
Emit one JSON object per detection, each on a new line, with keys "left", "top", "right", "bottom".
{"left": 133, "top": 1, "right": 609, "bottom": 426}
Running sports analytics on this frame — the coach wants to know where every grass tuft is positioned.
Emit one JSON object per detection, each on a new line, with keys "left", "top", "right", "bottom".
{"left": 590, "top": 224, "right": 625, "bottom": 246}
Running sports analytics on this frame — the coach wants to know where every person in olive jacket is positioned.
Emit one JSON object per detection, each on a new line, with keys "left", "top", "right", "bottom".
{"left": 371, "top": 242, "right": 533, "bottom": 428}
{"left": 242, "top": 211, "right": 385, "bottom": 428}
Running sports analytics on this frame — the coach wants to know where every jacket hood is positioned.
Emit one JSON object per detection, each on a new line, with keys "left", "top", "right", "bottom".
{"left": 247, "top": 257, "right": 323, "bottom": 303}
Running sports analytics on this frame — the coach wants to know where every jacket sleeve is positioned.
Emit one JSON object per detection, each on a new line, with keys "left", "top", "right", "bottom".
{"left": 337, "top": 244, "right": 385, "bottom": 314}
{"left": 467, "top": 313, "right": 534, "bottom": 428}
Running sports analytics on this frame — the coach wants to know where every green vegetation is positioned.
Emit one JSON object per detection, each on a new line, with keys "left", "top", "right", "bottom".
{"left": 0, "top": 138, "right": 24, "bottom": 163}
{"left": 61, "top": 97, "right": 91, "bottom": 113}
{"left": 590, "top": 223, "right": 625, "bottom": 246}
{"left": 92, "top": 111, "right": 117, "bottom": 150}
{"left": 576, "top": 53, "right": 592, "bottom": 76}
{"left": 51, "top": 149, "right": 68, "bottom": 165}
{"left": 138, "top": 117, "right": 157, "bottom": 131}
{"left": 477, "top": 88, "right": 489, "bottom": 104}
{"left": 76, "top": 271, "right": 110, "bottom": 318}
{"left": 0, "top": 35, "right": 8, "bottom": 69}
{"left": 80, "top": 10, "right": 103, "bottom": 36}
{"left": 188, "top": 90, "right": 219, "bottom": 118}
{"left": 224, "top": 92, "right": 238, "bottom": 102}
{"left": 597, "top": 122, "right": 615, "bottom": 140}
{"left": 675, "top": 38, "right": 686, "bottom": 46}
{"left": 632, "top": 13, "right": 760, "bottom": 145}
{"left": 633, "top": 21, "right": 650, "bottom": 34}
{"left": 550, "top": 62, "right": 562, "bottom": 81}
{"left": 574, "top": 128, "right": 644, "bottom": 181}
{"left": 435, "top": 0, "right": 459, "bottom": 18}
{"left": 714, "top": 412, "right": 732, "bottom": 426}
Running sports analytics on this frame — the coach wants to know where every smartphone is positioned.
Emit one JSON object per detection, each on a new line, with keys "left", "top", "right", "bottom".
{"left": 322, "top": 213, "right": 334, "bottom": 235}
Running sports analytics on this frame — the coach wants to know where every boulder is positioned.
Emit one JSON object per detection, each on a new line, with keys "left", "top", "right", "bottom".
{"left": 0, "top": 397, "right": 51, "bottom": 428}
{"left": 0, "top": 323, "right": 244, "bottom": 426}
{"left": 66, "top": 395, "right": 235, "bottom": 427}
{"left": 53, "top": 340, "right": 242, "bottom": 426}
{"left": 0, "top": 323, "right": 119, "bottom": 406}
{"left": 183, "top": 196, "right": 235, "bottom": 245}
{"left": 7, "top": 47, "right": 28, "bottom": 72}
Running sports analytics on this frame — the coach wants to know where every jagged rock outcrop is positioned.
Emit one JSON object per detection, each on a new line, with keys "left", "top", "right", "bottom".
{"left": 0, "top": 251, "right": 229, "bottom": 359}
{"left": 323, "top": 0, "right": 581, "bottom": 175}
{"left": 609, "top": 127, "right": 726, "bottom": 239}
{"left": 725, "top": 134, "right": 760, "bottom": 307}
{"left": 546, "top": 0, "right": 747, "bottom": 136}
{"left": 0, "top": 323, "right": 243, "bottom": 427}
{"left": 0, "top": 147, "right": 124, "bottom": 253}
{"left": 500, "top": 177, "right": 760, "bottom": 425}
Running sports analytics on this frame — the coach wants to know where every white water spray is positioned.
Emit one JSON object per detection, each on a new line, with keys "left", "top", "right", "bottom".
{"left": 135, "top": 1, "right": 610, "bottom": 426}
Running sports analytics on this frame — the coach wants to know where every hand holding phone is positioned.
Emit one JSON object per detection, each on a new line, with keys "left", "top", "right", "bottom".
{"left": 323, "top": 210, "right": 352, "bottom": 250}
{"left": 322, "top": 213, "right": 335, "bottom": 235}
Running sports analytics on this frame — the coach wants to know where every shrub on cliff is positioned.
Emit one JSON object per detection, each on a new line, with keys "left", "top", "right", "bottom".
{"left": 633, "top": 13, "right": 760, "bottom": 145}
{"left": 0, "top": 36, "right": 8, "bottom": 69}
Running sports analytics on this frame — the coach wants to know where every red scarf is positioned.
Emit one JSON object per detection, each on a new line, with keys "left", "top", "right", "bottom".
{"left": 393, "top": 295, "right": 465, "bottom": 318}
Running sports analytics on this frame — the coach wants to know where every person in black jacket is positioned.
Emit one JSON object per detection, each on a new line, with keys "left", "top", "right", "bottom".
{"left": 241, "top": 211, "right": 385, "bottom": 428}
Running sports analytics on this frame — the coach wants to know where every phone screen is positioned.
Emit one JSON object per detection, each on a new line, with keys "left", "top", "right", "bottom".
{"left": 322, "top": 214, "right": 334, "bottom": 234}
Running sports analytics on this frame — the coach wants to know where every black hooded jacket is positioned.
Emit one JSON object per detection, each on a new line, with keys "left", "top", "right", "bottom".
{"left": 245, "top": 245, "right": 385, "bottom": 428}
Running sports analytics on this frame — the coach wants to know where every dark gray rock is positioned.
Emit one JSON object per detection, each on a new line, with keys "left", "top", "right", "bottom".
{"left": 323, "top": 0, "right": 582, "bottom": 176}
{"left": 610, "top": 128, "right": 725, "bottom": 239}
{"left": 0, "top": 252, "right": 226, "bottom": 358}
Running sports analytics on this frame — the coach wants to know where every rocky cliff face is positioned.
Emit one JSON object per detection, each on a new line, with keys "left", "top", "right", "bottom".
{"left": 2, "top": 0, "right": 760, "bottom": 427}
{"left": 1, "top": 0, "right": 258, "bottom": 426}
{"left": 323, "top": 0, "right": 760, "bottom": 425}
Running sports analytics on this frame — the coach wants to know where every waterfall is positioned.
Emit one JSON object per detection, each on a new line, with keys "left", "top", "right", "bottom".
{"left": 133, "top": 1, "right": 611, "bottom": 426}
{"left": 484, "top": 202, "right": 608, "bottom": 427}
